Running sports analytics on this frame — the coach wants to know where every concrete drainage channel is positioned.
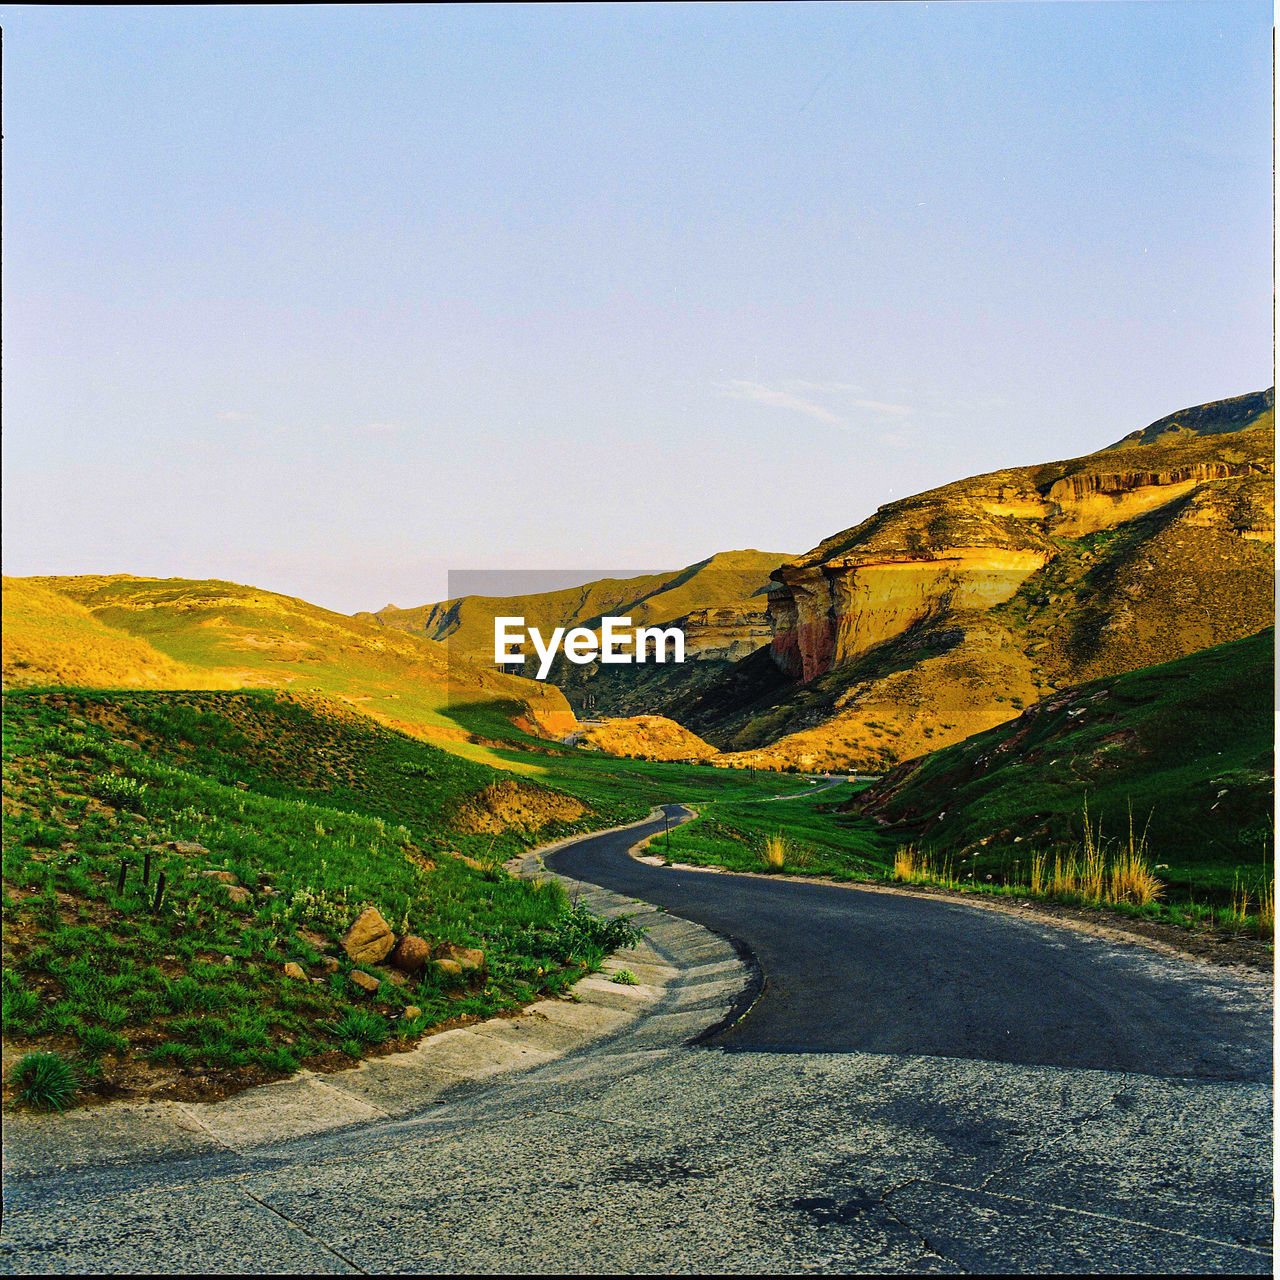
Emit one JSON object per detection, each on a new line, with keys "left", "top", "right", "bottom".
{"left": 3, "top": 810, "right": 757, "bottom": 1175}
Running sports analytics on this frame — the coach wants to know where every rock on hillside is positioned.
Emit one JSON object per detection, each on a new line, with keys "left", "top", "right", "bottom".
{"left": 685, "top": 390, "right": 1274, "bottom": 772}
{"left": 575, "top": 715, "right": 718, "bottom": 762}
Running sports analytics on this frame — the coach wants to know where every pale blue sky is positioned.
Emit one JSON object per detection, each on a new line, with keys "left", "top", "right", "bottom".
{"left": 3, "top": 3, "right": 1273, "bottom": 612}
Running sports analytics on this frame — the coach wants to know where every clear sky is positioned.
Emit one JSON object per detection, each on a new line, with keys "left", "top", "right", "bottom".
{"left": 2, "top": 2, "right": 1273, "bottom": 614}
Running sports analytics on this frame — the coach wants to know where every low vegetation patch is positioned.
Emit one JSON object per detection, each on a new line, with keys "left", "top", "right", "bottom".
{"left": 862, "top": 629, "right": 1275, "bottom": 908}
{"left": 1, "top": 691, "right": 647, "bottom": 1110}
{"left": 657, "top": 782, "right": 893, "bottom": 880}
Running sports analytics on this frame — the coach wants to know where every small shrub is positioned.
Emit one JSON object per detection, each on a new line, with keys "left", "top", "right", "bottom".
{"left": 610, "top": 969, "right": 639, "bottom": 986}
{"left": 10, "top": 1052, "right": 79, "bottom": 1111}
{"left": 89, "top": 773, "right": 149, "bottom": 813}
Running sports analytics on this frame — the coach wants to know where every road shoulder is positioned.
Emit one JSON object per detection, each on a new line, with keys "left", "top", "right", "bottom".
{"left": 3, "top": 810, "right": 754, "bottom": 1176}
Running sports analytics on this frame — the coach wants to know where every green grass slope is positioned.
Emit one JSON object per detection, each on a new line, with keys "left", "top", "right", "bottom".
{"left": 857, "top": 629, "right": 1275, "bottom": 901}
{"left": 1, "top": 690, "right": 632, "bottom": 1108}
{"left": 8, "top": 575, "right": 578, "bottom": 765}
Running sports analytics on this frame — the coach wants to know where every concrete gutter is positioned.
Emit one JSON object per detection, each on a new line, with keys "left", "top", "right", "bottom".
{"left": 3, "top": 810, "right": 755, "bottom": 1175}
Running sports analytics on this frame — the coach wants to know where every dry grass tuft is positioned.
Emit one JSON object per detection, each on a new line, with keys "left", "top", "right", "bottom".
{"left": 1258, "top": 878, "right": 1275, "bottom": 939}
{"left": 1029, "top": 852, "right": 1048, "bottom": 896}
{"left": 894, "top": 844, "right": 925, "bottom": 882}
{"left": 761, "top": 833, "right": 790, "bottom": 870}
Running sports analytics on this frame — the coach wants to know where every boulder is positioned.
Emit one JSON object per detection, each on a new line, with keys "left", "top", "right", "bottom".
{"left": 202, "top": 870, "right": 237, "bottom": 883}
{"left": 319, "top": 956, "right": 341, "bottom": 975}
{"left": 225, "top": 885, "right": 251, "bottom": 904}
{"left": 433, "top": 959, "right": 463, "bottom": 977}
{"left": 282, "top": 962, "right": 306, "bottom": 980}
{"left": 389, "top": 935, "right": 431, "bottom": 974}
{"left": 350, "top": 970, "right": 381, "bottom": 995}
{"left": 341, "top": 908, "right": 395, "bottom": 964}
{"left": 441, "top": 944, "right": 485, "bottom": 971}
{"left": 401, "top": 1006, "right": 422, "bottom": 1022}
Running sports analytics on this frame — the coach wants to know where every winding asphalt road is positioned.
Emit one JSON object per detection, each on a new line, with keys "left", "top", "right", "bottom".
{"left": 1, "top": 804, "right": 1272, "bottom": 1273}
{"left": 549, "top": 805, "right": 1272, "bottom": 1081}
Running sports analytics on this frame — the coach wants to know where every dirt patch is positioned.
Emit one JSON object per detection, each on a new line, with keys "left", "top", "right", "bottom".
{"left": 453, "top": 780, "right": 587, "bottom": 834}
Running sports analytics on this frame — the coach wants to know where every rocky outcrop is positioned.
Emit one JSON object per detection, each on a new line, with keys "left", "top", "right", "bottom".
{"left": 1044, "top": 462, "right": 1267, "bottom": 535}
{"left": 769, "top": 549, "right": 1048, "bottom": 682}
{"left": 678, "top": 607, "right": 773, "bottom": 662}
{"left": 575, "top": 714, "right": 718, "bottom": 761}
{"left": 682, "top": 391, "right": 1274, "bottom": 773}
{"left": 768, "top": 409, "right": 1274, "bottom": 685}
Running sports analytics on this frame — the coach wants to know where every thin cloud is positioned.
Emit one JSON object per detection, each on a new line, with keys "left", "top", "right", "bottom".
{"left": 319, "top": 422, "right": 406, "bottom": 436}
{"left": 715, "top": 380, "right": 844, "bottom": 425}
{"left": 715, "top": 379, "right": 915, "bottom": 425}
{"left": 216, "top": 410, "right": 255, "bottom": 423}
{"left": 849, "top": 398, "right": 912, "bottom": 416}
{"left": 790, "top": 379, "right": 865, "bottom": 395}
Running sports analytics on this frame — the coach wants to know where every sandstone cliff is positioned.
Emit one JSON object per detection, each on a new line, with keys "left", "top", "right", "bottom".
{"left": 687, "top": 389, "right": 1274, "bottom": 772}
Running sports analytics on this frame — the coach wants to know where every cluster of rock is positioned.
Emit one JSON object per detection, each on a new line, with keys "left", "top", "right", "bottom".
{"left": 278, "top": 906, "right": 485, "bottom": 998}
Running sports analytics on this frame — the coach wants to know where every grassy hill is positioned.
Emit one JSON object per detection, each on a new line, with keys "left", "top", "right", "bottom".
{"left": 1105, "top": 387, "right": 1273, "bottom": 449}
{"left": 4, "top": 575, "right": 577, "bottom": 766}
{"left": 374, "top": 550, "right": 789, "bottom": 651}
{"left": 0, "top": 687, "right": 662, "bottom": 1110}
{"left": 856, "top": 628, "right": 1275, "bottom": 901}
{"left": 2, "top": 579, "right": 225, "bottom": 692}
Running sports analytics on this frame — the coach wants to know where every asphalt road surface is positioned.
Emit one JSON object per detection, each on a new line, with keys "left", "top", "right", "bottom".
{"left": 549, "top": 806, "right": 1272, "bottom": 1081}
{"left": 1, "top": 806, "right": 1271, "bottom": 1273}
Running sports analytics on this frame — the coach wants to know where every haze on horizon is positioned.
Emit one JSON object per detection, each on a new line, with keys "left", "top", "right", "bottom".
{"left": 2, "top": 2, "right": 1273, "bottom": 615}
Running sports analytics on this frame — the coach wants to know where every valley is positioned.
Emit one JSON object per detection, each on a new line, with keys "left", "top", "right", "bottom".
{"left": 2, "top": 389, "right": 1274, "bottom": 1116}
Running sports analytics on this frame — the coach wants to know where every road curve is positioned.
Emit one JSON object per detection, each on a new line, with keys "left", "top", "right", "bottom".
{"left": 547, "top": 805, "right": 1272, "bottom": 1081}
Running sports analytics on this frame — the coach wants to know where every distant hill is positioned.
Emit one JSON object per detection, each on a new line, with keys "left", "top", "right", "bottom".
{"left": 372, "top": 550, "right": 793, "bottom": 719}
{"left": 2, "top": 578, "right": 222, "bottom": 691}
{"left": 853, "top": 628, "right": 1275, "bottom": 899}
{"left": 680, "top": 391, "right": 1274, "bottom": 772}
{"left": 3, "top": 575, "right": 577, "bottom": 758}
{"left": 1105, "top": 387, "right": 1273, "bottom": 449}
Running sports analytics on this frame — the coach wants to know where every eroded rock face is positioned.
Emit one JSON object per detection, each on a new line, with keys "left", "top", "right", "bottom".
{"left": 341, "top": 907, "right": 396, "bottom": 965}
{"left": 768, "top": 420, "right": 1274, "bottom": 685}
{"left": 1044, "top": 461, "right": 1266, "bottom": 535}
{"left": 770, "top": 550, "right": 1049, "bottom": 682}
{"left": 679, "top": 607, "right": 774, "bottom": 662}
